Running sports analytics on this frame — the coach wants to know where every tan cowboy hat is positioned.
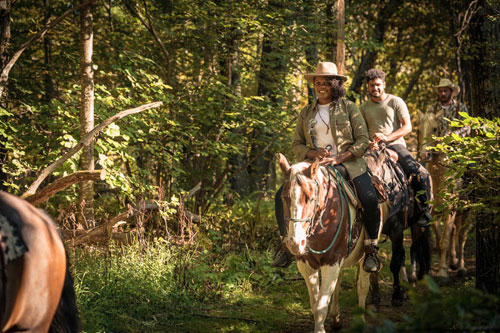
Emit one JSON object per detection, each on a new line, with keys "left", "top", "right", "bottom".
{"left": 304, "top": 62, "right": 348, "bottom": 83}
{"left": 434, "top": 78, "right": 460, "bottom": 97}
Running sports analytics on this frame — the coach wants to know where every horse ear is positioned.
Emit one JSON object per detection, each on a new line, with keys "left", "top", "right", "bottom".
{"left": 277, "top": 153, "right": 291, "bottom": 178}
{"left": 417, "top": 110, "right": 425, "bottom": 122}
{"left": 310, "top": 158, "right": 320, "bottom": 178}
{"left": 436, "top": 110, "right": 444, "bottom": 119}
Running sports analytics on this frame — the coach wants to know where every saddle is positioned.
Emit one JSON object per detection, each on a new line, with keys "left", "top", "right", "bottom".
{"left": 364, "top": 147, "right": 413, "bottom": 223}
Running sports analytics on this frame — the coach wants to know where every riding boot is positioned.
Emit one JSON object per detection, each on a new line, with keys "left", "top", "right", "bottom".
{"left": 412, "top": 173, "right": 433, "bottom": 227}
{"left": 271, "top": 240, "right": 293, "bottom": 268}
{"left": 363, "top": 243, "right": 382, "bottom": 273}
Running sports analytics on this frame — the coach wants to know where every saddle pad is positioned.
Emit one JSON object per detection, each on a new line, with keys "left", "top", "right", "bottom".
{"left": 322, "top": 166, "right": 359, "bottom": 208}
{"left": 0, "top": 213, "right": 28, "bottom": 262}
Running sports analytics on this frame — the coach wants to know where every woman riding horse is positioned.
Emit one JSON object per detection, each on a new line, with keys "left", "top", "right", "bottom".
{"left": 273, "top": 62, "right": 381, "bottom": 273}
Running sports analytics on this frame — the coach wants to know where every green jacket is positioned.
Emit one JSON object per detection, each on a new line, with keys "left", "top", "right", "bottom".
{"left": 292, "top": 99, "right": 369, "bottom": 179}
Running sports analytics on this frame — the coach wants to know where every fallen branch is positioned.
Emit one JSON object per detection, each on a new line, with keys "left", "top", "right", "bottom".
{"left": 0, "top": 0, "right": 96, "bottom": 99}
{"left": 25, "top": 170, "right": 105, "bottom": 206}
{"left": 21, "top": 101, "right": 162, "bottom": 198}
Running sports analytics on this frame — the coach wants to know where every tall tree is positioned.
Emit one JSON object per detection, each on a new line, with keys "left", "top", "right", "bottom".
{"left": 0, "top": 0, "right": 10, "bottom": 191}
{"left": 467, "top": 0, "right": 500, "bottom": 295}
{"left": 78, "top": 0, "right": 95, "bottom": 228}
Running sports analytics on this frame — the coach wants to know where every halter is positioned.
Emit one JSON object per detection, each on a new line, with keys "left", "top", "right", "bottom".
{"left": 286, "top": 177, "right": 320, "bottom": 225}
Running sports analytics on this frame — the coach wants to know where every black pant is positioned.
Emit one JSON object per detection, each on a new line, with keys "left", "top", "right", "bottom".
{"left": 274, "top": 167, "right": 380, "bottom": 240}
{"left": 389, "top": 144, "right": 431, "bottom": 209}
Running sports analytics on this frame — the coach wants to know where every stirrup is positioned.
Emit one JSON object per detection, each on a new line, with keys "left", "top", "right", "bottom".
{"left": 363, "top": 245, "right": 382, "bottom": 273}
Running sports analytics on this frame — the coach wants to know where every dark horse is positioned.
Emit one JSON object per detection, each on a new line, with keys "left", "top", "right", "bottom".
{"left": 0, "top": 191, "right": 79, "bottom": 332}
{"left": 364, "top": 146, "right": 432, "bottom": 307}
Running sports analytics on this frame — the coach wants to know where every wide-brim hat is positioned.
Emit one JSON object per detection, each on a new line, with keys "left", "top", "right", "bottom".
{"left": 304, "top": 62, "right": 348, "bottom": 83}
{"left": 434, "top": 78, "right": 460, "bottom": 97}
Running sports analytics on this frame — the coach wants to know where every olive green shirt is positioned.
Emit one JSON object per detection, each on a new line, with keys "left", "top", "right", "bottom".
{"left": 360, "top": 94, "right": 410, "bottom": 147}
{"left": 292, "top": 99, "right": 369, "bottom": 179}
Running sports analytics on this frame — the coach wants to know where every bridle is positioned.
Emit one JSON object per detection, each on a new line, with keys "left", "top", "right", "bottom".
{"left": 285, "top": 177, "right": 320, "bottom": 227}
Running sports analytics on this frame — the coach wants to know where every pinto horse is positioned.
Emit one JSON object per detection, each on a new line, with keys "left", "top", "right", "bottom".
{"left": 0, "top": 191, "right": 79, "bottom": 332}
{"left": 278, "top": 153, "right": 386, "bottom": 332}
{"left": 418, "top": 111, "right": 470, "bottom": 282}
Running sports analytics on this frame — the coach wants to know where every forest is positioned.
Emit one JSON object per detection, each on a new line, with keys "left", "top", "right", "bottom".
{"left": 0, "top": 0, "right": 499, "bottom": 332}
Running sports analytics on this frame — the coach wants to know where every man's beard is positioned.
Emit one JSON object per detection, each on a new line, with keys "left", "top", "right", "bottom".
{"left": 440, "top": 95, "right": 452, "bottom": 104}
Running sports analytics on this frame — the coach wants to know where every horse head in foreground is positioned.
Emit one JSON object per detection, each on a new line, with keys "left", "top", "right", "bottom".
{"left": 0, "top": 191, "right": 79, "bottom": 332}
{"left": 278, "top": 153, "right": 370, "bottom": 333}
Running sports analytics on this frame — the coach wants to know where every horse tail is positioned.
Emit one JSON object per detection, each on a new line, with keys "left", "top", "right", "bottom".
{"left": 49, "top": 261, "right": 80, "bottom": 333}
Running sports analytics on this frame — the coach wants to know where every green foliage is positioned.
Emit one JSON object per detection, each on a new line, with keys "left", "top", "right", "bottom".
{"left": 72, "top": 238, "right": 312, "bottom": 332}
{"left": 431, "top": 115, "right": 500, "bottom": 220}
{"left": 362, "top": 276, "right": 500, "bottom": 332}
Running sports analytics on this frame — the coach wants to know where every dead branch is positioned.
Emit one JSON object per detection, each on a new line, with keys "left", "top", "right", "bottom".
{"left": 21, "top": 101, "right": 162, "bottom": 199}
{"left": 0, "top": 0, "right": 96, "bottom": 99}
{"left": 26, "top": 170, "right": 105, "bottom": 206}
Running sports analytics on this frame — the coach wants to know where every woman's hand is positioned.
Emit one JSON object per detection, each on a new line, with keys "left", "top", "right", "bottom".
{"left": 308, "top": 148, "right": 330, "bottom": 160}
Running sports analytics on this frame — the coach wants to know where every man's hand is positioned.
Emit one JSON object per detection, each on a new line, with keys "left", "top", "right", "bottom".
{"left": 374, "top": 132, "right": 388, "bottom": 143}
{"left": 368, "top": 140, "right": 380, "bottom": 150}
{"left": 319, "top": 157, "right": 338, "bottom": 166}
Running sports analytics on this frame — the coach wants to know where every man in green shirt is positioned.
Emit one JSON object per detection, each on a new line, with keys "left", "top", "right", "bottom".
{"left": 360, "top": 69, "right": 432, "bottom": 227}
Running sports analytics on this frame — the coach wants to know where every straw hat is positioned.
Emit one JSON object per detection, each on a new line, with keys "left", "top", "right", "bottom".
{"left": 304, "top": 62, "right": 348, "bottom": 83}
{"left": 434, "top": 78, "right": 460, "bottom": 97}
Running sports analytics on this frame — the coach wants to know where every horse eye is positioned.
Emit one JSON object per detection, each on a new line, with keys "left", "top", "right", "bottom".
{"left": 433, "top": 128, "right": 437, "bottom": 133}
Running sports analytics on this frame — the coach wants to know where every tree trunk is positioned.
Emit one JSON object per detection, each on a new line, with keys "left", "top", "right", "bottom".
{"left": 0, "top": 0, "right": 10, "bottom": 191}
{"left": 43, "top": 0, "right": 56, "bottom": 103}
{"left": 336, "top": 0, "right": 345, "bottom": 75}
{"left": 348, "top": 0, "right": 402, "bottom": 98}
{"left": 78, "top": 0, "right": 95, "bottom": 229}
{"left": 468, "top": 0, "right": 500, "bottom": 295}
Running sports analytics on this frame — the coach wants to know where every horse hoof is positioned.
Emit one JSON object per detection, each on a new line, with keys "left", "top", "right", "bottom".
{"left": 449, "top": 263, "right": 458, "bottom": 271}
{"left": 330, "top": 321, "right": 343, "bottom": 332}
{"left": 391, "top": 287, "right": 405, "bottom": 307}
{"left": 457, "top": 268, "right": 467, "bottom": 277}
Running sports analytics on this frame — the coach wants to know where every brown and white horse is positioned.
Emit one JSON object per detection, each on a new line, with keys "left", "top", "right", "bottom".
{"left": 0, "top": 191, "right": 79, "bottom": 332}
{"left": 418, "top": 111, "right": 470, "bottom": 281}
{"left": 278, "top": 153, "right": 383, "bottom": 333}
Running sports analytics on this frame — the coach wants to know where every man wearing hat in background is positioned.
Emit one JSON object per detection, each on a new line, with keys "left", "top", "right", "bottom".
{"left": 427, "top": 78, "right": 470, "bottom": 137}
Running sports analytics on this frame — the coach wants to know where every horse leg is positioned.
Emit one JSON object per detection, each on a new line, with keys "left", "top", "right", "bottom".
{"left": 437, "top": 211, "right": 456, "bottom": 283}
{"left": 297, "top": 260, "right": 320, "bottom": 317}
{"left": 416, "top": 226, "right": 432, "bottom": 279}
{"left": 449, "top": 220, "right": 459, "bottom": 270}
{"left": 357, "top": 262, "right": 371, "bottom": 317}
{"left": 367, "top": 272, "right": 381, "bottom": 312}
{"left": 456, "top": 213, "right": 471, "bottom": 277}
{"left": 328, "top": 271, "right": 343, "bottom": 331}
{"left": 409, "top": 226, "right": 419, "bottom": 283}
{"left": 390, "top": 228, "right": 406, "bottom": 307}
{"left": 311, "top": 264, "right": 342, "bottom": 333}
